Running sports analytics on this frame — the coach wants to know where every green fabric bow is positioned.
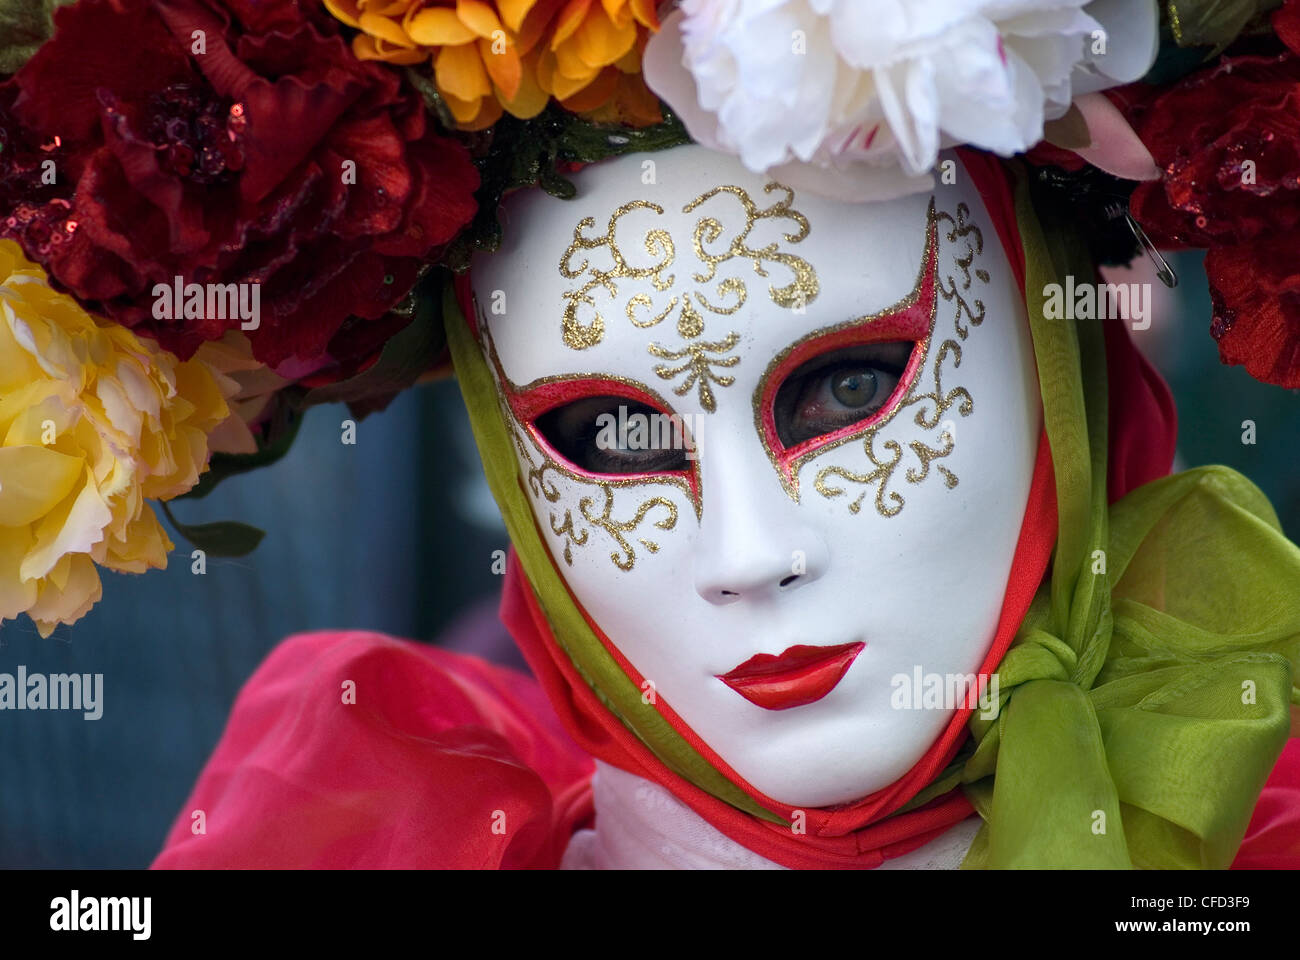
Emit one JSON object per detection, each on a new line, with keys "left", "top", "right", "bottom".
{"left": 953, "top": 176, "right": 1300, "bottom": 869}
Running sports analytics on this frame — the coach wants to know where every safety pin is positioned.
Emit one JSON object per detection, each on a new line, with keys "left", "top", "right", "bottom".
{"left": 1105, "top": 201, "right": 1177, "bottom": 288}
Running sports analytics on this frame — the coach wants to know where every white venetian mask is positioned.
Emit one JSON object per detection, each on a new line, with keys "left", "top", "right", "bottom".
{"left": 471, "top": 144, "right": 1041, "bottom": 808}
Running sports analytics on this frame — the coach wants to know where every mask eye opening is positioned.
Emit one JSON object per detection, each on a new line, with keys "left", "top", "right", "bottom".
{"left": 770, "top": 339, "right": 920, "bottom": 453}
{"left": 531, "top": 395, "right": 692, "bottom": 477}
{"left": 504, "top": 378, "right": 695, "bottom": 480}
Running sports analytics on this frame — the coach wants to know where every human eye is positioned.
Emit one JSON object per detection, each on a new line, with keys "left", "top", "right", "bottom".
{"left": 533, "top": 395, "right": 690, "bottom": 475}
{"left": 772, "top": 341, "right": 915, "bottom": 448}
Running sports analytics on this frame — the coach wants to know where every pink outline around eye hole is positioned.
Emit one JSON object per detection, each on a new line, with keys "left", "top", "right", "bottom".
{"left": 757, "top": 219, "right": 938, "bottom": 487}
{"left": 504, "top": 375, "right": 700, "bottom": 497}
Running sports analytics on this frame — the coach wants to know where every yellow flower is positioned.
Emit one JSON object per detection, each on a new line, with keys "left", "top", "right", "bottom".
{"left": 326, "top": 0, "right": 661, "bottom": 129}
{"left": 0, "top": 240, "right": 231, "bottom": 637}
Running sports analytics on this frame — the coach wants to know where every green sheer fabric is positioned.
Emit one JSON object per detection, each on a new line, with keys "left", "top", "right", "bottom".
{"left": 445, "top": 170, "right": 1300, "bottom": 868}
{"left": 955, "top": 176, "right": 1300, "bottom": 869}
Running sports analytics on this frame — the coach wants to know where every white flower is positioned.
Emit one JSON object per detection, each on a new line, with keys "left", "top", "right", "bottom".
{"left": 644, "top": 0, "right": 1159, "bottom": 200}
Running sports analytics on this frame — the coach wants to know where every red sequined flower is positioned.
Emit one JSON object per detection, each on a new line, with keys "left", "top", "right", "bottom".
{"left": 1124, "top": 2, "right": 1300, "bottom": 388}
{"left": 0, "top": 0, "right": 479, "bottom": 370}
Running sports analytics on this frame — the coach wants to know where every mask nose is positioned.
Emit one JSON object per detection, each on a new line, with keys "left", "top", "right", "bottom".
{"left": 692, "top": 433, "right": 829, "bottom": 606}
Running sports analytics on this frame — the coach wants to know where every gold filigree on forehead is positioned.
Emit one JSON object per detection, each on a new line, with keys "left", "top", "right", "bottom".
{"left": 556, "top": 181, "right": 820, "bottom": 412}
{"left": 560, "top": 200, "right": 675, "bottom": 351}
{"left": 684, "top": 182, "right": 818, "bottom": 310}
{"left": 649, "top": 333, "right": 741, "bottom": 413}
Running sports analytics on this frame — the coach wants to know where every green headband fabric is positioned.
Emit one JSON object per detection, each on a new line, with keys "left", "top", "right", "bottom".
{"left": 445, "top": 170, "right": 1300, "bottom": 868}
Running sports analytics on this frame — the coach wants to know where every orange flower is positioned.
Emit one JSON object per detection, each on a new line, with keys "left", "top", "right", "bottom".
{"left": 325, "top": 0, "right": 661, "bottom": 129}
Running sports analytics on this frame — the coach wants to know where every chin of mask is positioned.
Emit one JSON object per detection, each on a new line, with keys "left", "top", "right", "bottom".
{"left": 471, "top": 144, "right": 1042, "bottom": 808}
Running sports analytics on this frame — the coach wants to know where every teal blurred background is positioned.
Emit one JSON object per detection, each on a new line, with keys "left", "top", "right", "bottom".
{"left": 1126, "top": 252, "right": 1300, "bottom": 539}
{"left": 0, "top": 248, "right": 1295, "bottom": 867}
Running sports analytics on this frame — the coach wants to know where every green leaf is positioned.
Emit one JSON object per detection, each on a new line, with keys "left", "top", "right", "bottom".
{"left": 0, "top": 0, "right": 73, "bottom": 74}
{"left": 160, "top": 503, "right": 266, "bottom": 558}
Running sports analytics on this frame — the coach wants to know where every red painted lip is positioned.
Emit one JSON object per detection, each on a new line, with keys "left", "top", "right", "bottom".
{"left": 717, "top": 642, "right": 865, "bottom": 711}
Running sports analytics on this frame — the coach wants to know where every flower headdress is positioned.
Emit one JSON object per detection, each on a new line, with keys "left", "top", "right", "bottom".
{"left": 0, "top": 0, "right": 1295, "bottom": 635}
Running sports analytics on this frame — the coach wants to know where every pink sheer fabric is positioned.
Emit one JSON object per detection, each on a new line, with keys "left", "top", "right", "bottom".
{"left": 152, "top": 631, "right": 593, "bottom": 869}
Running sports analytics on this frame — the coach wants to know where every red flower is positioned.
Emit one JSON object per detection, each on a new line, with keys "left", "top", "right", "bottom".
{"left": 1127, "top": 57, "right": 1300, "bottom": 248}
{"left": 0, "top": 0, "right": 478, "bottom": 369}
{"left": 1204, "top": 242, "right": 1300, "bottom": 390}
{"left": 1123, "top": 1, "right": 1300, "bottom": 388}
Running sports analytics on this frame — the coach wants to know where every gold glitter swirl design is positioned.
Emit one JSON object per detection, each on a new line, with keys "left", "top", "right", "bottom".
{"left": 550, "top": 512, "right": 590, "bottom": 565}
{"left": 684, "top": 183, "right": 819, "bottom": 311}
{"left": 481, "top": 322, "right": 695, "bottom": 570}
{"left": 648, "top": 333, "right": 741, "bottom": 413}
{"left": 557, "top": 182, "right": 820, "bottom": 412}
{"left": 509, "top": 415, "right": 689, "bottom": 570}
{"left": 936, "top": 203, "right": 989, "bottom": 340}
{"left": 514, "top": 424, "right": 685, "bottom": 570}
{"left": 814, "top": 338, "right": 968, "bottom": 517}
{"left": 804, "top": 200, "right": 987, "bottom": 518}
{"left": 560, "top": 200, "right": 676, "bottom": 350}
{"left": 751, "top": 199, "right": 936, "bottom": 502}
{"left": 579, "top": 487, "right": 679, "bottom": 571}
{"left": 514, "top": 443, "right": 590, "bottom": 565}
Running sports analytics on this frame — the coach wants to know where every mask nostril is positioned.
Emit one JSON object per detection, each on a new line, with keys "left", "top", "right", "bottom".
{"left": 779, "top": 575, "right": 799, "bottom": 588}
{"left": 719, "top": 590, "right": 739, "bottom": 600}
